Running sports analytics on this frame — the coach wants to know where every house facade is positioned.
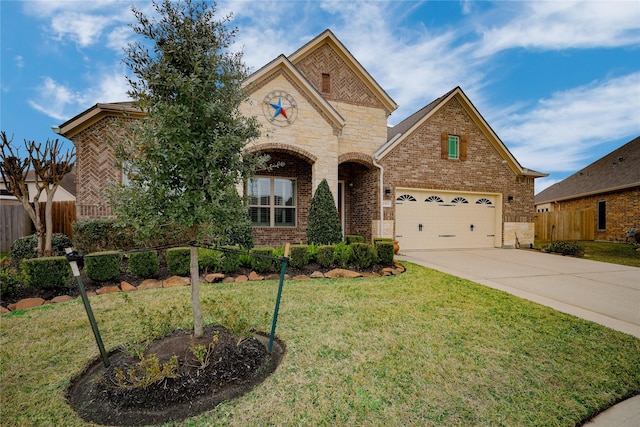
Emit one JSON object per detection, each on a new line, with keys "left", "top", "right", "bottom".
{"left": 535, "top": 136, "right": 640, "bottom": 242}
{"left": 57, "top": 30, "right": 545, "bottom": 250}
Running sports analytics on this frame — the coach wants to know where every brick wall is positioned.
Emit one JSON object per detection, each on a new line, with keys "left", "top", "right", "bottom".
{"left": 73, "top": 116, "right": 136, "bottom": 220}
{"left": 339, "top": 162, "right": 379, "bottom": 241}
{"left": 379, "top": 97, "right": 536, "bottom": 246}
{"left": 554, "top": 187, "right": 640, "bottom": 242}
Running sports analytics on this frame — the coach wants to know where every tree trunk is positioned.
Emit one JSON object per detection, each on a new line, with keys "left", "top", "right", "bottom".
{"left": 44, "top": 193, "right": 53, "bottom": 257}
{"left": 33, "top": 199, "right": 44, "bottom": 257}
{"left": 190, "top": 245, "right": 203, "bottom": 338}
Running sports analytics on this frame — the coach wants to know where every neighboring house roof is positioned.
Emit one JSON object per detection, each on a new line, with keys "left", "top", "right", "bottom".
{"left": 375, "top": 86, "right": 547, "bottom": 178}
{"left": 56, "top": 102, "right": 143, "bottom": 139}
{"left": 0, "top": 167, "right": 76, "bottom": 201}
{"left": 535, "top": 136, "right": 640, "bottom": 204}
{"left": 288, "top": 29, "right": 398, "bottom": 116}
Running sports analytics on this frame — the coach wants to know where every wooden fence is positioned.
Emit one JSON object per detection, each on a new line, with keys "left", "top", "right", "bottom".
{"left": 0, "top": 201, "right": 76, "bottom": 252}
{"left": 0, "top": 202, "right": 32, "bottom": 252}
{"left": 535, "top": 209, "right": 594, "bottom": 242}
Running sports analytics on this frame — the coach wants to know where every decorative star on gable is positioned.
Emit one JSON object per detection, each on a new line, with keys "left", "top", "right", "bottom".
{"left": 262, "top": 90, "right": 298, "bottom": 126}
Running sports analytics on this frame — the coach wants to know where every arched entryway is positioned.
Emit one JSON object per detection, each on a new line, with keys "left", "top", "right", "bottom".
{"left": 246, "top": 144, "right": 316, "bottom": 246}
{"left": 338, "top": 152, "right": 379, "bottom": 242}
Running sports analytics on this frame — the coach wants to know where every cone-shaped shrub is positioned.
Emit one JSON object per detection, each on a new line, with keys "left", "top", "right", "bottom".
{"left": 307, "top": 179, "right": 342, "bottom": 245}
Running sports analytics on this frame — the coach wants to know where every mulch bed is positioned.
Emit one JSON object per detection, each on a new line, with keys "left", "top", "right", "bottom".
{"left": 66, "top": 326, "right": 285, "bottom": 426}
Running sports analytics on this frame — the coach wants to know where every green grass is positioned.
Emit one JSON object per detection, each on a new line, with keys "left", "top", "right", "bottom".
{"left": 535, "top": 240, "right": 640, "bottom": 267}
{"left": 1, "top": 264, "right": 639, "bottom": 426}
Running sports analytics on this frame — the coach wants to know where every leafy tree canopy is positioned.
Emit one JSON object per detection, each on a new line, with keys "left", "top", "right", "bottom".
{"left": 110, "top": 0, "right": 263, "bottom": 244}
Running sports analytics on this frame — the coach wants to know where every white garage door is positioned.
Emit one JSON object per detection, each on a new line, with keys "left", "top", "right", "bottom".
{"left": 395, "top": 189, "right": 499, "bottom": 250}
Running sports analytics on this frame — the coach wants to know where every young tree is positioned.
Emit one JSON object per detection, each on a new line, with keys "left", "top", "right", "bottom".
{"left": 1, "top": 132, "right": 75, "bottom": 256}
{"left": 110, "top": 0, "right": 262, "bottom": 337}
{"left": 307, "top": 179, "right": 342, "bottom": 245}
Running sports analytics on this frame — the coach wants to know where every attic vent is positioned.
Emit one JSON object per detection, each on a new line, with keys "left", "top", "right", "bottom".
{"left": 322, "top": 73, "right": 330, "bottom": 93}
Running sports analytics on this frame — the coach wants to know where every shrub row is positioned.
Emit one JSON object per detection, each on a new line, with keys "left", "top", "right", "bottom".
{"left": 10, "top": 233, "right": 73, "bottom": 260}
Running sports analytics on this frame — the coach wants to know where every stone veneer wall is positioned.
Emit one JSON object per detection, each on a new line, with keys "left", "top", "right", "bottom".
{"left": 379, "top": 97, "right": 536, "bottom": 247}
{"left": 73, "top": 116, "right": 136, "bottom": 220}
{"left": 553, "top": 187, "right": 640, "bottom": 242}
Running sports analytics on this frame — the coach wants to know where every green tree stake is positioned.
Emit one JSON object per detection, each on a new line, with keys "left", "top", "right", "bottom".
{"left": 269, "top": 243, "right": 289, "bottom": 353}
{"left": 65, "top": 248, "right": 110, "bottom": 367}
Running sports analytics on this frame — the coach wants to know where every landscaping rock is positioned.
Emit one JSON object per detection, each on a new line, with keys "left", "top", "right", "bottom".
{"left": 138, "top": 279, "right": 163, "bottom": 290}
{"left": 205, "top": 273, "right": 225, "bottom": 283}
{"left": 7, "top": 303, "right": 16, "bottom": 311}
{"left": 361, "top": 272, "right": 381, "bottom": 278}
{"left": 309, "top": 271, "right": 325, "bottom": 279}
{"left": 120, "top": 282, "right": 137, "bottom": 292}
{"left": 292, "top": 275, "right": 310, "bottom": 280}
{"left": 248, "top": 271, "right": 264, "bottom": 281}
{"left": 96, "top": 286, "right": 121, "bottom": 295}
{"left": 235, "top": 275, "right": 249, "bottom": 282}
{"left": 87, "top": 291, "right": 97, "bottom": 298}
{"left": 51, "top": 295, "right": 73, "bottom": 303}
{"left": 0, "top": 306, "right": 9, "bottom": 314}
{"left": 265, "top": 273, "right": 290, "bottom": 281}
{"left": 15, "top": 298, "right": 46, "bottom": 310}
{"left": 163, "top": 276, "right": 190, "bottom": 288}
{"left": 325, "top": 269, "right": 362, "bottom": 279}
{"left": 222, "top": 277, "right": 235, "bottom": 283}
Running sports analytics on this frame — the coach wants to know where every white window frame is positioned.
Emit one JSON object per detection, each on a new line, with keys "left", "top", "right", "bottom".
{"left": 248, "top": 176, "right": 297, "bottom": 227}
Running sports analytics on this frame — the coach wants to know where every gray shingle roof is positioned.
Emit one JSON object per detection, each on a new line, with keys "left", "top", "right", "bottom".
{"left": 535, "top": 136, "right": 640, "bottom": 203}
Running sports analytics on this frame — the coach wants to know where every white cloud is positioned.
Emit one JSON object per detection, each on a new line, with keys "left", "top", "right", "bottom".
{"left": 28, "top": 66, "right": 131, "bottom": 121}
{"left": 475, "top": 0, "right": 640, "bottom": 56}
{"left": 14, "top": 55, "right": 24, "bottom": 68}
{"left": 495, "top": 72, "right": 640, "bottom": 173}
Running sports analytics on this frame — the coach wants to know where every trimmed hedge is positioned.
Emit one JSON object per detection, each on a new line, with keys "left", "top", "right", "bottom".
{"left": 375, "top": 241, "right": 395, "bottom": 265}
{"left": 345, "top": 235, "right": 365, "bottom": 245}
{"left": 128, "top": 250, "right": 159, "bottom": 278}
{"left": 249, "top": 247, "right": 274, "bottom": 273}
{"left": 289, "top": 244, "right": 309, "bottom": 269}
{"left": 84, "top": 251, "right": 121, "bottom": 282}
{"left": 317, "top": 245, "right": 335, "bottom": 268}
{"left": 0, "top": 258, "right": 22, "bottom": 296}
{"left": 21, "top": 256, "right": 71, "bottom": 289}
{"left": 166, "top": 247, "right": 191, "bottom": 276}
{"left": 350, "top": 243, "right": 377, "bottom": 269}
{"left": 220, "top": 247, "right": 241, "bottom": 274}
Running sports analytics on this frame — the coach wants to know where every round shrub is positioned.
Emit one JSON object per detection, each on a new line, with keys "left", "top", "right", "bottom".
{"left": 317, "top": 245, "right": 335, "bottom": 268}
{"left": 10, "top": 233, "right": 73, "bottom": 260}
{"left": 375, "top": 241, "right": 394, "bottom": 265}
{"left": 166, "top": 247, "right": 191, "bottom": 276}
{"left": 21, "top": 256, "right": 71, "bottom": 289}
{"left": 0, "top": 257, "right": 22, "bottom": 296}
{"left": 289, "top": 244, "right": 309, "bottom": 270}
{"left": 128, "top": 250, "right": 160, "bottom": 278}
{"left": 545, "top": 241, "right": 585, "bottom": 256}
{"left": 350, "top": 243, "right": 377, "bottom": 269}
{"left": 250, "top": 247, "right": 274, "bottom": 273}
{"left": 84, "top": 251, "right": 121, "bottom": 282}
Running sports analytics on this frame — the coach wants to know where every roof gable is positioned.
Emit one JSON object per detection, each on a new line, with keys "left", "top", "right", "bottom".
{"left": 57, "top": 102, "right": 143, "bottom": 139}
{"left": 535, "top": 136, "right": 640, "bottom": 203}
{"left": 377, "top": 87, "right": 545, "bottom": 178}
{"left": 289, "top": 29, "right": 397, "bottom": 116}
{"left": 243, "top": 54, "right": 346, "bottom": 131}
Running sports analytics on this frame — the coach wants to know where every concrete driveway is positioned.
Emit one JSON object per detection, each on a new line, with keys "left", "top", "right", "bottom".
{"left": 397, "top": 248, "right": 640, "bottom": 338}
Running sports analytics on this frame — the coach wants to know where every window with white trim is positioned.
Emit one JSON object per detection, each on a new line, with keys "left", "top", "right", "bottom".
{"left": 248, "top": 177, "right": 296, "bottom": 227}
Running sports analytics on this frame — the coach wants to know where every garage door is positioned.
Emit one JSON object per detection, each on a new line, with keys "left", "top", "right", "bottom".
{"left": 395, "top": 189, "right": 499, "bottom": 250}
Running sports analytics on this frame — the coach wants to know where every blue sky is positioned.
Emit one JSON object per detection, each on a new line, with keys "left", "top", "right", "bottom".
{"left": 1, "top": 0, "right": 639, "bottom": 193}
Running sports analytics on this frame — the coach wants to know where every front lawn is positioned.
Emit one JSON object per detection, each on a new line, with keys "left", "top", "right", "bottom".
{"left": 535, "top": 240, "right": 640, "bottom": 267}
{"left": 1, "top": 263, "right": 639, "bottom": 426}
